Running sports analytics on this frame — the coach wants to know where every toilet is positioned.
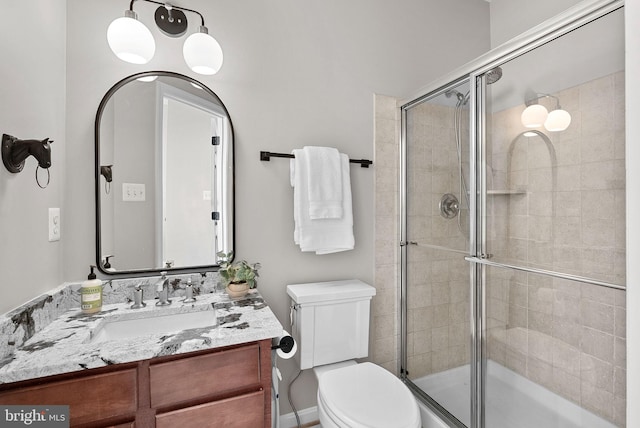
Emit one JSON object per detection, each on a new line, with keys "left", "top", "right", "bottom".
{"left": 287, "top": 280, "right": 421, "bottom": 428}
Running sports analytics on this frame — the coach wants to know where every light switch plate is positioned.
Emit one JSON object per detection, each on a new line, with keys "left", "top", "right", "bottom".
{"left": 122, "top": 183, "right": 146, "bottom": 202}
{"left": 49, "top": 208, "right": 60, "bottom": 242}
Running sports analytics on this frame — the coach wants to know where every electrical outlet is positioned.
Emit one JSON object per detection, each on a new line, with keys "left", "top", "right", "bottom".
{"left": 49, "top": 208, "right": 60, "bottom": 242}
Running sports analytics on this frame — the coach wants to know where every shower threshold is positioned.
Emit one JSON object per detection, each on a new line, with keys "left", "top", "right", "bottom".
{"left": 413, "top": 360, "right": 617, "bottom": 428}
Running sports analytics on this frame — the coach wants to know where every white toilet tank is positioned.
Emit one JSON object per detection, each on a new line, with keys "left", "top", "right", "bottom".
{"left": 287, "top": 280, "right": 376, "bottom": 370}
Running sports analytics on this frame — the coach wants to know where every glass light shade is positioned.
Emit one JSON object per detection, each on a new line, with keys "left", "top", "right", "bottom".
{"left": 521, "top": 104, "right": 549, "bottom": 128}
{"left": 544, "top": 109, "right": 572, "bottom": 131}
{"left": 107, "top": 13, "right": 156, "bottom": 65}
{"left": 183, "top": 27, "right": 224, "bottom": 75}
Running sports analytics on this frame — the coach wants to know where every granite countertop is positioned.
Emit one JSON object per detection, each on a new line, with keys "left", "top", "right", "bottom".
{"left": 0, "top": 289, "right": 283, "bottom": 384}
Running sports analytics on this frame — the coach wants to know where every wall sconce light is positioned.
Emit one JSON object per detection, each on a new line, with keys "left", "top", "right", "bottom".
{"left": 107, "top": 0, "right": 223, "bottom": 75}
{"left": 521, "top": 93, "right": 571, "bottom": 132}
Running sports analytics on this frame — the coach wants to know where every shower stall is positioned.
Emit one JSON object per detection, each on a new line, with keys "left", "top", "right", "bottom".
{"left": 399, "top": 1, "right": 626, "bottom": 427}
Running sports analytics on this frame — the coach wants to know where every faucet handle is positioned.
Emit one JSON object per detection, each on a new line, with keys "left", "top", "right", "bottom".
{"left": 183, "top": 278, "right": 196, "bottom": 303}
{"left": 130, "top": 286, "right": 147, "bottom": 309}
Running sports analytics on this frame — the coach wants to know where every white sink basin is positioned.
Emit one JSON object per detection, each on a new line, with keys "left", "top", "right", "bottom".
{"left": 89, "top": 307, "right": 217, "bottom": 343}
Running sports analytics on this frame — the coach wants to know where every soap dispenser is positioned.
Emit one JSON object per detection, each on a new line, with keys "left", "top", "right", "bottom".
{"left": 103, "top": 255, "right": 115, "bottom": 272}
{"left": 81, "top": 266, "right": 103, "bottom": 314}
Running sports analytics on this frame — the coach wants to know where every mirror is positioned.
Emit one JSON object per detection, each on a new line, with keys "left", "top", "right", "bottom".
{"left": 95, "top": 71, "right": 234, "bottom": 275}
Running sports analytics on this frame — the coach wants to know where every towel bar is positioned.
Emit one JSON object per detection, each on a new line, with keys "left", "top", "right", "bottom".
{"left": 260, "top": 151, "right": 372, "bottom": 168}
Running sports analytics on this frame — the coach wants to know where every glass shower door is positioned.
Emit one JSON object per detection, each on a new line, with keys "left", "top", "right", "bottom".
{"left": 401, "top": 80, "right": 472, "bottom": 427}
{"left": 401, "top": 4, "right": 625, "bottom": 428}
{"left": 478, "top": 6, "right": 626, "bottom": 428}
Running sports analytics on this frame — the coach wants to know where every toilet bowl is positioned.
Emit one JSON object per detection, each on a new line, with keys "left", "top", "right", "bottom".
{"left": 287, "top": 280, "right": 422, "bottom": 428}
{"left": 315, "top": 362, "right": 421, "bottom": 428}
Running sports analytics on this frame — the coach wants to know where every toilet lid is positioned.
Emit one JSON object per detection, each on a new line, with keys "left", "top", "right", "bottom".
{"left": 318, "top": 362, "right": 420, "bottom": 428}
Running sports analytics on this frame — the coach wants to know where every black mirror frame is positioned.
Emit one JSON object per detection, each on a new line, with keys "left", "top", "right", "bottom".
{"left": 94, "top": 71, "right": 235, "bottom": 276}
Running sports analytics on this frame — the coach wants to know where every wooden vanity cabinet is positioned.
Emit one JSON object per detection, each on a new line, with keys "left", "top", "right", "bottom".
{"left": 0, "top": 339, "right": 272, "bottom": 428}
{"left": 155, "top": 390, "right": 265, "bottom": 428}
{"left": 0, "top": 365, "right": 138, "bottom": 426}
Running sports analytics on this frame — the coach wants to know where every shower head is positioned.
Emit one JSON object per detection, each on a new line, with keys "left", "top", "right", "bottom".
{"left": 486, "top": 66, "right": 503, "bottom": 85}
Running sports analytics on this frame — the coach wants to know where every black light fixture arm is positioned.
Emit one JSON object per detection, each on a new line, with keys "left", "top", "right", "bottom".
{"left": 128, "top": 0, "right": 206, "bottom": 26}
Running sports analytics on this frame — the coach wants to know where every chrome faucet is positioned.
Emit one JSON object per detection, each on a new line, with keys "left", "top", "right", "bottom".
{"left": 155, "top": 271, "right": 172, "bottom": 306}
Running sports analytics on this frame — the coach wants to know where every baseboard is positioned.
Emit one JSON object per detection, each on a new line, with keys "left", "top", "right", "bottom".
{"left": 278, "top": 406, "right": 319, "bottom": 428}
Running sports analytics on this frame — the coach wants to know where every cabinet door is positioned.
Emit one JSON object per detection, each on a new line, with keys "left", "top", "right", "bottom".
{"left": 149, "top": 344, "right": 261, "bottom": 408}
{"left": 155, "top": 389, "right": 265, "bottom": 428}
{"left": 0, "top": 369, "right": 138, "bottom": 426}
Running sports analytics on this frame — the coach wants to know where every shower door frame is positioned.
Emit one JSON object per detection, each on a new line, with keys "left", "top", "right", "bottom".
{"left": 399, "top": 1, "right": 626, "bottom": 427}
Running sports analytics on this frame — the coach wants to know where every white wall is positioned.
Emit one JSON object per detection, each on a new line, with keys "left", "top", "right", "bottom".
{"left": 0, "top": 2, "right": 66, "bottom": 314}
{"left": 490, "top": 0, "right": 583, "bottom": 47}
{"left": 62, "top": 0, "right": 490, "bottom": 414}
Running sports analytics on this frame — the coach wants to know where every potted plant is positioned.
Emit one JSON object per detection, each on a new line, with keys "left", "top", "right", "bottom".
{"left": 217, "top": 251, "right": 261, "bottom": 298}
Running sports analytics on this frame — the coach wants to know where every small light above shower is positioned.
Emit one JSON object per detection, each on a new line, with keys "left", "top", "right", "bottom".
{"left": 521, "top": 93, "right": 571, "bottom": 133}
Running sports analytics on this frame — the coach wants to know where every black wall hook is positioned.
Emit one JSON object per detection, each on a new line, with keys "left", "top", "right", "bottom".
{"left": 2, "top": 134, "right": 52, "bottom": 173}
{"left": 100, "top": 165, "right": 113, "bottom": 183}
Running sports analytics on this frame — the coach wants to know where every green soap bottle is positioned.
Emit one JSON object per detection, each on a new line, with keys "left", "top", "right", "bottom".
{"left": 81, "top": 266, "right": 102, "bottom": 314}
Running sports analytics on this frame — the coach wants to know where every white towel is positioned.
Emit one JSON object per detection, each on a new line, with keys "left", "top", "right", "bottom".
{"left": 291, "top": 150, "right": 354, "bottom": 254}
{"left": 303, "top": 146, "right": 343, "bottom": 219}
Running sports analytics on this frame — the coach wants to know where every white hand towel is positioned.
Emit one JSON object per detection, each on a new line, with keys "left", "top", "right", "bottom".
{"left": 291, "top": 150, "right": 354, "bottom": 254}
{"left": 303, "top": 146, "right": 343, "bottom": 219}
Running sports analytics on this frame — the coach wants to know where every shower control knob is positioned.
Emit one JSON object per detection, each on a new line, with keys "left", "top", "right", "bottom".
{"left": 439, "top": 193, "right": 460, "bottom": 219}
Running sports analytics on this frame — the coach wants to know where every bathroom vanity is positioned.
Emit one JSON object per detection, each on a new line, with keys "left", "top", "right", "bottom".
{"left": 0, "top": 285, "right": 282, "bottom": 428}
{"left": 0, "top": 340, "right": 271, "bottom": 427}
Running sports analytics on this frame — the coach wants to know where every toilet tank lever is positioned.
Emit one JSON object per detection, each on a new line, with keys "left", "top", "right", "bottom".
{"left": 289, "top": 303, "right": 299, "bottom": 327}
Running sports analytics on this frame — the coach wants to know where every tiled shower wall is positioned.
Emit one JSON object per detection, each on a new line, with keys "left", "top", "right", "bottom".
{"left": 374, "top": 93, "right": 471, "bottom": 380}
{"left": 403, "top": 100, "right": 471, "bottom": 379}
{"left": 372, "top": 94, "right": 400, "bottom": 375}
{"left": 486, "top": 71, "right": 626, "bottom": 426}
{"left": 373, "top": 94, "right": 470, "bottom": 378}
